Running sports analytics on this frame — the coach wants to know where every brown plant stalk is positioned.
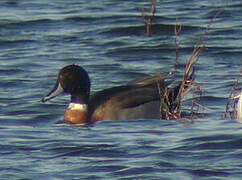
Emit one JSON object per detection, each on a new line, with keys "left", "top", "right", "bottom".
{"left": 141, "top": 0, "right": 157, "bottom": 36}
{"left": 174, "top": 18, "right": 182, "bottom": 66}
{"left": 223, "top": 68, "right": 242, "bottom": 119}
{"left": 158, "top": 10, "right": 223, "bottom": 120}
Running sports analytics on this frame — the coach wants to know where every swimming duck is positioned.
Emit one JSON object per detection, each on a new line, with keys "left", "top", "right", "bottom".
{"left": 42, "top": 64, "right": 192, "bottom": 124}
{"left": 234, "top": 91, "right": 242, "bottom": 122}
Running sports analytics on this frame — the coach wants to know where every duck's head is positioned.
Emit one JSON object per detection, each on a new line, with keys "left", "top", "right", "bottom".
{"left": 42, "top": 64, "right": 91, "bottom": 124}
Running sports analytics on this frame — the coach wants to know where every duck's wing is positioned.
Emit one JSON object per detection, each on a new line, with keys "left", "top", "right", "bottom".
{"left": 88, "top": 73, "right": 173, "bottom": 121}
{"left": 88, "top": 72, "right": 170, "bottom": 113}
{"left": 88, "top": 85, "right": 163, "bottom": 121}
{"left": 127, "top": 72, "right": 172, "bottom": 87}
{"left": 88, "top": 69, "right": 194, "bottom": 121}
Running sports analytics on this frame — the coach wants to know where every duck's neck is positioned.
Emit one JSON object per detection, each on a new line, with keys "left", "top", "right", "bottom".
{"left": 64, "top": 93, "right": 90, "bottom": 124}
{"left": 71, "top": 93, "right": 89, "bottom": 105}
{"left": 64, "top": 102, "right": 88, "bottom": 124}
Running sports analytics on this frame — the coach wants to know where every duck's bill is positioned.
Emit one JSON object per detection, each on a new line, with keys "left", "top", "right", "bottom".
{"left": 41, "top": 82, "right": 64, "bottom": 102}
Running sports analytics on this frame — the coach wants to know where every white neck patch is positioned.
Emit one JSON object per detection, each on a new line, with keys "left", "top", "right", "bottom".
{"left": 68, "top": 103, "right": 88, "bottom": 111}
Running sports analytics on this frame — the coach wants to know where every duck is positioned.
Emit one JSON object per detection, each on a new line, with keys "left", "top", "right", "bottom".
{"left": 41, "top": 64, "right": 193, "bottom": 125}
{"left": 234, "top": 91, "right": 242, "bottom": 122}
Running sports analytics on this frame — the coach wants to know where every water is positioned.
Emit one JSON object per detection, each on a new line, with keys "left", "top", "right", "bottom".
{"left": 0, "top": 0, "right": 242, "bottom": 179}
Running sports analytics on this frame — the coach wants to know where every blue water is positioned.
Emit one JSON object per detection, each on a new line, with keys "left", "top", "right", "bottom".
{"left": 0, "top": 0, "right": 242, "bottom": 179}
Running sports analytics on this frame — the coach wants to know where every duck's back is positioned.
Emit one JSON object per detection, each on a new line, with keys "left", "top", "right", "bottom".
{"left": 88, "top": 74, "right": 172, "bottom": 122}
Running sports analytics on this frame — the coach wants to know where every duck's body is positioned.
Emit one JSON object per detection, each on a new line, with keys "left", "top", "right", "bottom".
{"left": 235, "top": 91, "right": 242, "bottom": 122}
{"left": 88, "top": 84, "right": 165, "bottom": 122}
{"left": 42, "top": 64, "right": 186, "bottom": 124}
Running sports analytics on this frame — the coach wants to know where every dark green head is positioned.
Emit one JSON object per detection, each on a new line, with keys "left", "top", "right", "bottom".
{"left": 42, "top": 64, "right": 91, "bottom": 104}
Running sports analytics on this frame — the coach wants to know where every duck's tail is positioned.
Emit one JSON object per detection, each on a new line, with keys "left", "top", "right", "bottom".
{"left": 159, "top": 67, "right": 195, "bottom": 119}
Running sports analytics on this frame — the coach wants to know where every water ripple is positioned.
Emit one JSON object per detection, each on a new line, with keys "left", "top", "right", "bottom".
{"left": 0, "top": 0, "right": 242, "bottom": 179}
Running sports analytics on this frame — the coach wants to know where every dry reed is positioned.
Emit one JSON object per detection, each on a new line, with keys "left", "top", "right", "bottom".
{"left": 157, "top": 10, "right": 223, "bottom": 121}
{"left": 174, "top": 18, "right": 182, "bottom": 67}
{"left": 140, "top": 0, "right": 157, "bottom": 36}
{"left": 222, "top": 69, "right": 242, "bottom": 119}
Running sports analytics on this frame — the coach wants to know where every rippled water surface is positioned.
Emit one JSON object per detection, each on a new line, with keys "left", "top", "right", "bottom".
{"left": 0, "top": 0, "right": 242, "bottom": 179}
